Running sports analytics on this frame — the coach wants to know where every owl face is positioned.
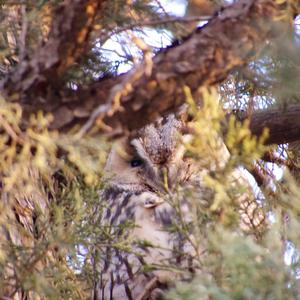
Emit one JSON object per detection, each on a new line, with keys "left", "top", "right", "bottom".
{"left": 104, "top": 115, "right": 193, "bottom": 195}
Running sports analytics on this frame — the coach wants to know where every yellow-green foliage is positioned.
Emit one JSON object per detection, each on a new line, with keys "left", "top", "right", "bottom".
{"left": 165, "top": 89, "right": 300, "bottom": 299}
{"left": 0, "top": 98, "right": 108, "bottom": 298}
{"left": 0, "top": 85, "right": 300, "bottom": 300}
{"left": 184, "top": 87, "right": 265, "bottom": 218}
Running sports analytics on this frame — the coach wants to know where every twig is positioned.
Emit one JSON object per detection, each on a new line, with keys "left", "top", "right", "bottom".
{"left": 75, "top": 103, "right": 110, "bottom": 139}
{"left": 262, "top": 151, "right": 287, "bottom": 165}
{"left": 18, "top": 4, "right": 28, "bottom": 60}
{"left": 99, "top": 15, "right": 211, "bottom": 42}
{"left": 114, "top": 15, "right": 210, "bottom": 31}
{"left": 0, "top": 114, "right": 24, "bottom": 144}
{"left": 136, "top": 277, "right": 159, "bottom": 300}
{"left": 247, "top": 164, "right": 270, "bottom": 188}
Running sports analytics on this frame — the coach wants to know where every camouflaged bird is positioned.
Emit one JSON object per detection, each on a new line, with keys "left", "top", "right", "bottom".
{"left": 92, "top": 115, "right": 265, "bottom": 300}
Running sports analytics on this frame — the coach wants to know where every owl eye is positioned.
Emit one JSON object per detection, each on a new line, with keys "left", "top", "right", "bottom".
{"left": 130, "top": 158, "right": 143, "bottom": 168}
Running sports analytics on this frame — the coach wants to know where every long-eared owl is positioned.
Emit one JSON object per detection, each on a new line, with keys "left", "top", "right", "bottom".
{"left": 92, "top": 114, "right": 265, "bottom": 300}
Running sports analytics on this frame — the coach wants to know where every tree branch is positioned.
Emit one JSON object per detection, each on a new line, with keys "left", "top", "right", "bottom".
{"left": 2, "top": 0, "right": 300, "bottom": 148}
{"left": 75, "top": 0, "right": 283, "bottom": 135}
{"left": 244, "top": 105, "right": 300, "bottom": 145}
{"left": 0, "top": 0, "right": 107, "bottom": 101}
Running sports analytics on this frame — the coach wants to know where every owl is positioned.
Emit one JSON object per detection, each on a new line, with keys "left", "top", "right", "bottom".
{"left": 92, "top": 114, "right": 265, "bottom": 300}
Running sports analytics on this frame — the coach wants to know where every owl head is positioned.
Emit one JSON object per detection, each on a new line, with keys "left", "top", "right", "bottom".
{"left": 104, "top": 115, "right": 194, "bottom": 195}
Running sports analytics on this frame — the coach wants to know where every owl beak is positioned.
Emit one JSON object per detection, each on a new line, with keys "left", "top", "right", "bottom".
{"left": 143, "top": 195, "right": 164, "bottom": 208}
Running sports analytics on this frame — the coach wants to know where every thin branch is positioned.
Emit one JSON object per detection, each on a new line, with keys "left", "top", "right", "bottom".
{"left": 247, "top": 164, "right": 271, "bottom": 188}
{"left": 0, "top": 114, "right": 24, "bottom": 144}
{"left": 100, "top": 15, "right": 211, "bottom": 39}
{"left": 18, "top": 4, "right": 28, "bottom": 61}
{"left": 136, "top": 277, "right": 159, "bottom": 300}
{"left": 262, "top": 151, "right": 287, "bottom": 165}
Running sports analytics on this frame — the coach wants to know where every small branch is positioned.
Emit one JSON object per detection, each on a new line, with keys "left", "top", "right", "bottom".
{"left": 136, "top": 277, "right": 159, "bottom": 300}
{"left": 101, "top": 15, "right": 211, "bottom": 37}
{"left": 18, "top": 4, "right": 28, "bottom": 61}
{"left": 262, "top": 151, "right": 287, "bottom": 165}
{"left": 0, "top": 114, "right": 24, "bottom": 144}
{"left": 247, "top": 164, "right": 271, "bottom": 188}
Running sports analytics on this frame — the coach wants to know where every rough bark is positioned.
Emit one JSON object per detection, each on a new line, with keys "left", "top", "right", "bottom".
{"left": 245, "top": 105, "right": 300, "bottom": 145}
{"left": 221, "top": 105, "right": 300, "bottom": 146}
{"left": 1, "top": 0, "right": 107, "bottom": 102}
